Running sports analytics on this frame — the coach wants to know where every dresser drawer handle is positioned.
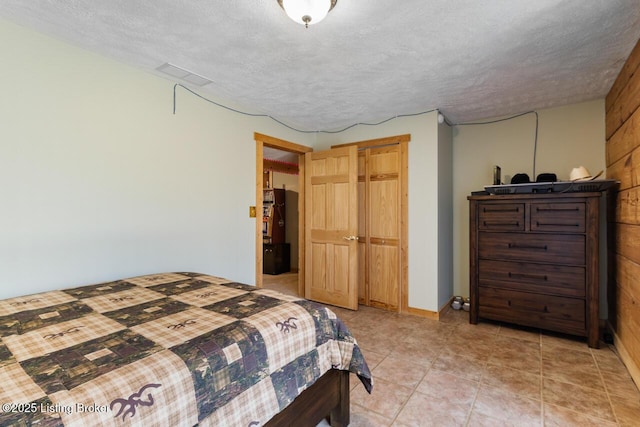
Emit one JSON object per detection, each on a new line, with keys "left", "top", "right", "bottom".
{"left": 508, "top": 272, "right": 548, "bottom": 281}
{"left": 483, "top": 207, "right": 519, "bottom": 213}
{"left": 507, "top": 243, "right": 548, "bottom": 251}
{"left": 483, "top": 221, "right": 520, "bottom": 227}
{"left": 536, "top": 221, "right": 580, "bottom": 228}
{"left": 536, "top": 207, "right": 580, "bottom": 212}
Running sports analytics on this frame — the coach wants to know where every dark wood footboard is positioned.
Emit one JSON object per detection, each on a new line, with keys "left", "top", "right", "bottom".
{"left": 265, "top": 369, "right": 350, "bottom": 427}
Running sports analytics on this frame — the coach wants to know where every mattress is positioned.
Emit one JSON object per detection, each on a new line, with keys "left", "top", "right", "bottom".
{"left": 0, "top": 272, "right": 372, "bottom": 426}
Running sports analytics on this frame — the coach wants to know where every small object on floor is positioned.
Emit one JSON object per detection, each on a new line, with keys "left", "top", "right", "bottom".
{"left": 451, "top": 296, "right": 463, "bottom": 310}
{"left": 462, "top": 297, "right": 470, "bottom": 312}
{"left": 604, "top": 331, "right": 614, "bottom": 345}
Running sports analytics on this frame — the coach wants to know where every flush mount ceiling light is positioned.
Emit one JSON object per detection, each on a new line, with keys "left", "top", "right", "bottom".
{"left": 277, "top": 0, "right": 338, "bottom": 28}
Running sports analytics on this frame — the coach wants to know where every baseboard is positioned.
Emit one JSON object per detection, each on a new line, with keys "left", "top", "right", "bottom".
{"left": 405, "top": 297, "right": 455, "bottom": 321}
{"left": 609, "top": 323, "right": 640, "bottom": 390}
{"left": 405, "top": 306, "right": 440, "bottom": 320}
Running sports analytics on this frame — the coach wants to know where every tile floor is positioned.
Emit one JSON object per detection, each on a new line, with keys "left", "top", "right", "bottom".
{"left": 263, "top": 273, "right": 640, "bottom": 426}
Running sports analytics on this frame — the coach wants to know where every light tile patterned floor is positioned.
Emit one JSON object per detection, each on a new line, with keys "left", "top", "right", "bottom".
{"left": 263, "top": 273, "right": 640, "bottom": 426}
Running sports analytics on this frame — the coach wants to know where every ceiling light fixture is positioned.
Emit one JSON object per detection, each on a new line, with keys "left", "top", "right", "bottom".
{"left": 277, "top": 0, "right": 337, "bottom": 28}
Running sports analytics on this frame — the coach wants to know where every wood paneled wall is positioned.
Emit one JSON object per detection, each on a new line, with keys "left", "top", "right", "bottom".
{"left": 605, "top": 38, "right": 640, "bottom": 385}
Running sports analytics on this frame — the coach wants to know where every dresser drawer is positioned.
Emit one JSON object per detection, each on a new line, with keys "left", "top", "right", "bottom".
{"left": 479, "top": 260, "right": 585, "bottom": 297}
{"left": 478, "top": 232, "right": 585, "bottom": 265}
{"left": 478, "top": 287, "right": 585, "bottom": 335}
{"left": 531, "top": 202, "right": 585, "bottom": 233}
{"left": 478, "top": 203, "right": 525, "bottom": 231}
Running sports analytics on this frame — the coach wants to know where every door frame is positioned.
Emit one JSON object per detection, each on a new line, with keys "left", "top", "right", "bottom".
{"left": 254, "top": 132, "right": 312, "bottom": 295}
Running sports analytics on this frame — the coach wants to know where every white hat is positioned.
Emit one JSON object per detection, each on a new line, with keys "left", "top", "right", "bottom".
{"left": 570, "top": 166, "right": 603, "bottom": 181}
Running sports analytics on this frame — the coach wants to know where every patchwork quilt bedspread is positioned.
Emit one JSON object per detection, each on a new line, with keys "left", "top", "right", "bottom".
{"left": 0, "top": 272, "right": 372, "bottom": 426}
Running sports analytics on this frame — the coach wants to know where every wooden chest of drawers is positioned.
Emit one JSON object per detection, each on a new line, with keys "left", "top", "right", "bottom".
{"left": 468, "top": 192, "right": 602, "bottom": 347}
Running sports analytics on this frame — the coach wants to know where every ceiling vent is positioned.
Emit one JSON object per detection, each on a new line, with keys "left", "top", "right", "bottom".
{"left": 156, "top": 63, "right": 212, "bottom": 86}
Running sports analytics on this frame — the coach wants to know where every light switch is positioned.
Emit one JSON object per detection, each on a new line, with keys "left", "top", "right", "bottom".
{"left": 249, "top": 206, "right": 256, "bottom": 218}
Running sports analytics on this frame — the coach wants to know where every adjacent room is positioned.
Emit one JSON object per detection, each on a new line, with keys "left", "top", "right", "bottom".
{"left": 1, "top": 1, "right": 640, "bottom": 426}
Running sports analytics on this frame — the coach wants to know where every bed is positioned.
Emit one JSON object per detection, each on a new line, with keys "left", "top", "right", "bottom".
{"left": 0, "top": 272, "right": 372, "bottom": 426}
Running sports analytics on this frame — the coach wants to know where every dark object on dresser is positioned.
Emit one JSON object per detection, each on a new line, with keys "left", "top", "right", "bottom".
{"left": 511, "top": 173, "right": 531, "bottom": 184}
{"left": 468, "top": 192, "right": 604, "bottom": 348}
{"left": 535, "top": 173, "right": 557, "bottom": 182}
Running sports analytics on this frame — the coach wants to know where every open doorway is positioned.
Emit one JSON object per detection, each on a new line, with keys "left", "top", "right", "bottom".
{"left": 262, "top": 147, "right": 299, "bottom": 296}
{"left": 254, "top": 133, "right": 312, "bottom": 298}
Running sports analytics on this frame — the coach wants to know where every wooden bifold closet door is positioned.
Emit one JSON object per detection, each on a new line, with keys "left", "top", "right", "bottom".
{"left": 332, "top": 134, "right": 408, "bottom": 313}
{"left": 358, "top": 144, "right": 402, "bottom": 311}
{"left": 304, "top": 146, "right": 359, "bottom": 310}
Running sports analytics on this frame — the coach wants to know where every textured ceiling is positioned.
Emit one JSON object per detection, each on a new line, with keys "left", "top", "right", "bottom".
{"left": 1, "top": 1, "right": 639, "bottom": 132}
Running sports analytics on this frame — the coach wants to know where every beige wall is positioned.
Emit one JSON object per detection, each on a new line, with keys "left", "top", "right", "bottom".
{"left": 453, "top": 100, "right": 606, "bottom": 300}
{"left": 438, "top": 121, "right": 454, "bottom": 309}
{"left": 0, "top": 17, "right": 314, "bottom": 298}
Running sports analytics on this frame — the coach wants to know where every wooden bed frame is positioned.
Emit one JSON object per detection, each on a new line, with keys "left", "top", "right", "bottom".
{"left": 266, "top": 369, "right": 350, "bottom": 427}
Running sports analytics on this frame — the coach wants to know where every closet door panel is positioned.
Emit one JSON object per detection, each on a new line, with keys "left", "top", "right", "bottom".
{"left": 358, "top": 179, "right": 367, "bottom": 304}
{"left": 369, "top": 149, "right": 399, "bottom": 175}
{"left": 358, "top": 241, "right": 367, "bottom": 305}
{"left": 367, "top": 145, "right": 401, "bottom": 310}
{"left": 332, "top": 182, "right": 351, "bottom": 231}
{"left": 311, "top": 184, "right": 327, "bottom": 229}
{"left": 369, "top": 244, "right": 399, "bottom": 310}
{"left": 370, "top": 180, "right": 399, "bottom": 239}
{"left": 357, "top": 153, "right": 366, "bottom": 175}
{"left": 305, "top": 147, "right": 359, "bottom": 310}
{"left": 358, "top": 181, "right": 366, "bottom": 238}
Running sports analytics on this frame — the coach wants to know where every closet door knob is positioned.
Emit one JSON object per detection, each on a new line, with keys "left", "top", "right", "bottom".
{"left": 342, "top": 235, "right": 359, "bottom": 241}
